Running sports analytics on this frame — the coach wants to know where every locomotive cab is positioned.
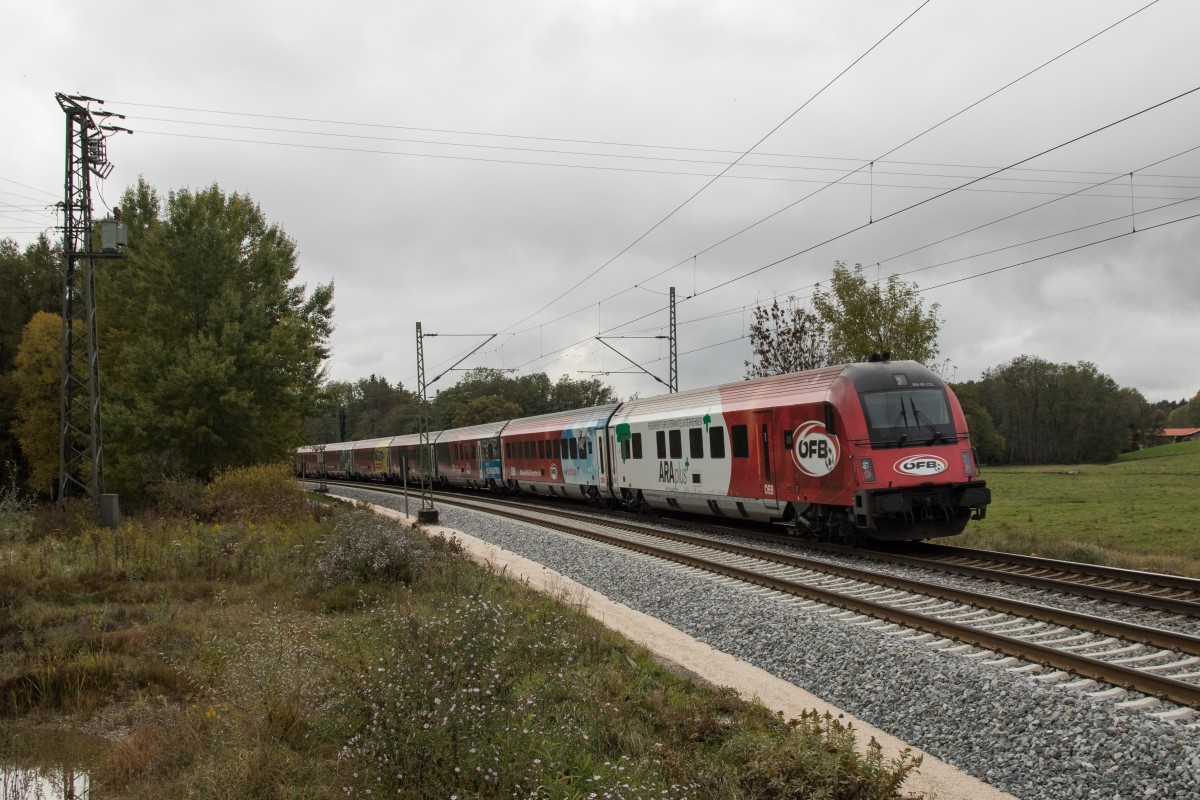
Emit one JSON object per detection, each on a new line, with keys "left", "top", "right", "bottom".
{"left": 842, "top": 361, "right": 990, "bottom": 540}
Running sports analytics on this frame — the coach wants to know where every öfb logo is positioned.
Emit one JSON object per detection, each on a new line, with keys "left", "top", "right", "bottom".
{"left": 894, "top": 455, "right": 947, "bottom": 476}
{"left": 791, "top": 421, "right": 840, "bottom": 477}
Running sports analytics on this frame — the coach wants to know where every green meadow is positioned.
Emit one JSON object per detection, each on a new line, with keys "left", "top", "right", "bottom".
{"left": 955, "top": 441, "right": 1200, "bottom": 575}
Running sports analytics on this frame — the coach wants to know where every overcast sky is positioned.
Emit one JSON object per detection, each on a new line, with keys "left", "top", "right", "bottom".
{"left": 4, "top": 1, "right": 1199, "bottom": 404}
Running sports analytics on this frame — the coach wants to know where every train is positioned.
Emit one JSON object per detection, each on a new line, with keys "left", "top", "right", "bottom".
{"left": 296, "top": 357, "right": 990, "bottom": 543}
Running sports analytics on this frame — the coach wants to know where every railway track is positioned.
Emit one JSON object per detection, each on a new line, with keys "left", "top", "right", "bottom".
{"left": 318, "top": 480, "right": 1200, "bottom": 714}
{"left": 792, "top": 539, "right": 1200, "bottom": 618}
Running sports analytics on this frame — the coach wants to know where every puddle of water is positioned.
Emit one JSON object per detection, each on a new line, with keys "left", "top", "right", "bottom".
{"left": 1, "top": 730, "right": 106, "bottom": 800}
{"left": 1, "top": 765, "right": 89, "bottom": 800}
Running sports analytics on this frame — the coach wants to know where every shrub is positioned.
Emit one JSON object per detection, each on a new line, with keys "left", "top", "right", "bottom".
{"left": 309, "top": 508, "right": 435, "bottom": 590}
{"left": 207, "top": 463, "right": 308, "bottom": 522}
{"left": 146, "top": 476, "right": 208, "bottom": 519}
{"left": 729, "top": 710, "right": 920, "bottom": 799}
{"left": 29, "top": 497, "right": 95, "bottom": 540}
{"left": 0, "top": 468, "right": 34, "bottom": 542}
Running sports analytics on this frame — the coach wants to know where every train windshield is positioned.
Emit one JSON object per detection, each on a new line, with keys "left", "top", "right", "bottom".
{"left": 859, "top": 388, "right": 957, "bottom": 447}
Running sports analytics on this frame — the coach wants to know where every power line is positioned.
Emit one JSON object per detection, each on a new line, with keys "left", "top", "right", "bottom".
{"left": 622, "top": 0, "right": 1168, "bottom": 304}
{"left": 629, "top": 207, "right": 1200, "bottom": 372}
{"left": 660, "top": 141, "right": 1200, "bottom": 332}
{"left": 129, "top": 127, "right": 1200, "bottom": 202}
{"left": 123, "top": 113, "right": 1200, "bottom": 188}
{"left": 491, "top": 0, "right": 933, "bottom": 338}
{"left": 693, "top": 82, "right": 1200, "bottom": 300}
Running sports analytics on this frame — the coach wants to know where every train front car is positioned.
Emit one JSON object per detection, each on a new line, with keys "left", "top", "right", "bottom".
{"left": 613, "top": 360, "right": 989, "bottom": 544}
{"left": 836, "top": 360, "right": 990, "bottom": 541}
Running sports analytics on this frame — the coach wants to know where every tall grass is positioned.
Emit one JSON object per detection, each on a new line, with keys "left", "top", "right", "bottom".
{"left": 959, "top": 444, "right": 1200, "bottom": 574}
{"left": 3, "top": 465, "right": 920, "bottom": 799}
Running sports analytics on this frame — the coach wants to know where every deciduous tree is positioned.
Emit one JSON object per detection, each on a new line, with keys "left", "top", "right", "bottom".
{"left": 811, "top": 261, "right": 941, "bottom": 364}
{"left": 12, "top": 312, "right": 62, "bottom": 494}
{"left": 0, "top": 235, "right": 62, "bottom": 485}
{"left": 100, "top": 179, "right": 334, "bottom": 495}
{"left": 744, "top": 296, "right": 831, "bottom": 378}
{"left": 1167, "top": 390, "right": 1200, "bottom": 427}
{"left": 454, "top": 395, "right": 522, "bottom": 427}
{"left": 976, "top": 356, "right": 1132, "bottom": 464}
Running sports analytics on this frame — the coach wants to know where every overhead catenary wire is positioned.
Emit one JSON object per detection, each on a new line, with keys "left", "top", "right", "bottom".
{"left": 485, "top": 1, "right": 1176, "bottom": 354}
{"left": 390, "top": 0, "right": 937, "bottom": 387}
{"left": 501, "top": 127, "right": 1200, "bottom": 379}
{"left": 490, "top": 0, "right": 933, "bottom": 338}
{"left": 119, "top": 114, "right": 1200, "bottom": 190}
{"left": 93, "top": 3, "right": 1187, "bottom": 395}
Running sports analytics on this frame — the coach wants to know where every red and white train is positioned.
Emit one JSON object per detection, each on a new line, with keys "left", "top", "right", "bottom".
{"left": 296, "top": 358, "right": 990, "bottom": 543}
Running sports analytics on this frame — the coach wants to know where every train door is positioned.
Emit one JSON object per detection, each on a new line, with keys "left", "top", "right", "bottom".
{"left": 600, "top": 427, "right": 616, "bottom": 499}
{"left": 753, "top": 410, "right": 780, "bottom": 510}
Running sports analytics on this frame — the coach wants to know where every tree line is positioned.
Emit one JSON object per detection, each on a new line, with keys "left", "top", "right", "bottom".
{"left": 743, "top": 261, "right": 1197, "bottom": 465}
{"left": 0, "top": 179, "right": 618, "bottom": 503}
{"left": 951, "top": 357, "right": 1179, "bottom": 465}
{"left": 4, "top": 198, "right": 1196, "bottom": 501}
{"left": 2, "top": 179, "right": 335, "bottom": 503}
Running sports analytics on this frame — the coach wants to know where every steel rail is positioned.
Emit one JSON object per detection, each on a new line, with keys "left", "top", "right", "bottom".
{"left": 318, "top": 479, "right": 1200, "bottom": 653}
{"left": 424, "top": 492, "right": 1200, "bottom": 708}
{"left": 917, "top": 542, "right": 1200, "bottom": 593}
{"left": 788, "top": 540, "right": 1200, "bottom": 617}
{"left": 311, "top": 480, "right": 1200, "bottom": 706}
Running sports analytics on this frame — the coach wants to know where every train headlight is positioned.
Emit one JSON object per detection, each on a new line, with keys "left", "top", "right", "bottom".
{"left": 860, "top": 458, "right": 876, "bottom": 483}
{"left": 961, "top": 450, "right": 976, "bottom": 477}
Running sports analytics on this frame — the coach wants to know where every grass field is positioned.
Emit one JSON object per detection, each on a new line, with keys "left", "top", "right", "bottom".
{"left": 954, "top": 440, "right": 1200, "bottom": 575}
{"left": 1, "top": 465, "right": 917, "bottom": 799}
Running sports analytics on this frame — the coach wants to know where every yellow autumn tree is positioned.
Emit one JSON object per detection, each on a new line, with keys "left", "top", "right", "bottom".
{"left": 13, "top": 311, "right": 62, "bottom": 494}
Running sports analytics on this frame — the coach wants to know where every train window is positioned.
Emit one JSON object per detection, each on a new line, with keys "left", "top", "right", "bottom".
{"left": 710, "top": 426, "right": 725, "bottom": 458}
{"left": 632, "top": 432, "right": 643, "bottom": 459}
{"left": 669, "top": 429, "right": 682, "bottom": 460}
{"left": 526, "top": 441, "right": 534, "bottom": 459}
{"left": 569, "top": 438, "right": 578, "bottom": 460}
{"left": 689, "top": 428, "right": 704, "bottom": 459}
{"left": 731, "top": 425, "right": 749, "bottom": 458}
{"left": 470, "top": 445, "right": 476, "bottom": 460}
{"left": 859, "top": 388, "right": 955, "bottom": 446}
{"left": 587, "top": 438, "right": 593, "bottom": 456}
{"left": 656, "top": 430, "right": 666, "bottom": 459}
{"left": 505, "top": 442, "right": 511, "bottom": 459}
{"left": 621, "top": 438, "right": 630, "bottom": 461}
{"left": 552, "top": 439, "right": 560, "bottom": 459}
{"left": 537, "top": 440, "right": 545, "bottom": 459}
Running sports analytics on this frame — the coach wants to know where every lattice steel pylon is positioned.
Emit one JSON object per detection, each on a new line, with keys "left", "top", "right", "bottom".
{"left": 56, "top": 93, "right": 128, "bottom": 503}
{"left": 669, "top": 286, "right": 678, "bottom": 393}
{"left": 415, "top": 321, "right": 437, "bottom": 523}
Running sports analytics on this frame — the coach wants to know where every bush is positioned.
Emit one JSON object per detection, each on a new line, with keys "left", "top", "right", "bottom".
{"left": 146, "top": 476, "right": 208, "bottom": 519}
{"left": 30, "top": 497, "right": 95, "bottom": 540}
{"left": 0, "top": 473, "right": 34, "bottom": 542}
{"left": 206, "top": 463, "right": 308, "bottom": 522}
{"left": 309, "top": 508, "right": 435, "bottom": 590}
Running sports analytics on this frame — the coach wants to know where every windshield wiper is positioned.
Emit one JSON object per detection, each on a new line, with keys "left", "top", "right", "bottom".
{"left": 888, "top": 406, "right": 910, "bottom": 447}
{"left": 909, "top": 396, "right": 945, "bottom": 444}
